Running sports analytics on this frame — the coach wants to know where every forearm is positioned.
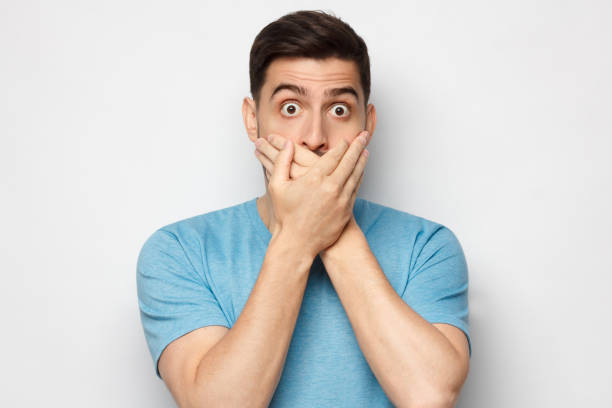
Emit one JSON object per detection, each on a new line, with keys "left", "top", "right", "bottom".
{"left": 190, "top": 231, "right": 313, "bottom": 407}
{"left": 321, "top": 226, "right": 464, "bottom": 407}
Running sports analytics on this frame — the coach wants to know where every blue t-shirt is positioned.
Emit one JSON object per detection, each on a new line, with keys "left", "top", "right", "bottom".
{"left": 136, "top": 196, "right": 471, "bottom": 406}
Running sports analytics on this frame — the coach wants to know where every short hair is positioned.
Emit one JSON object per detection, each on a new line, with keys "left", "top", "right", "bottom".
{"left": 249, "top": 10, "right": 371, "bottom": 109}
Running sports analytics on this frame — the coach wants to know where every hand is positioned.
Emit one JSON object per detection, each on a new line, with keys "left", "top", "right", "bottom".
{"left": 258, "top": 131, "right": 369, "bottom": 258}
{"left": 254, "top": 133, "right": 369, "bottom": 182}
{"left": 254, "top": 134, "right": 320, "bottom": 179}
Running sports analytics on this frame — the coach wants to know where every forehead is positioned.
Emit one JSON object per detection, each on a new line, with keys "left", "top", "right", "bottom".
{"left": 263, "top": 57, "right": 362, "bottom": 99}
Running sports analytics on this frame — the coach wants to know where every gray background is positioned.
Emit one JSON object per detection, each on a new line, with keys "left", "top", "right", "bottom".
{"left": 2, "top": 0, "right": 611, "bottom": 406}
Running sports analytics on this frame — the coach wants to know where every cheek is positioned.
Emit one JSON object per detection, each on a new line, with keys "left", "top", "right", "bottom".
{"left": 262, "top": 115, "right": 306, "bottom": 143}
{"left": 327, "top": 119, "right": 364, "bottom": 144}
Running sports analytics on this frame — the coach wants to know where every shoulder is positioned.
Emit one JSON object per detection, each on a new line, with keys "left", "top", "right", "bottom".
{"left": 137, "top": 198, "right": 255, "bottom": 269}
{"left": 355, "top": 197, "right": 458, "bottom": 241}
{"left": 141, "top": 199, "right": 252, "bottom": 248}
{"left": 355, "top": 198, "right": 466, "bottom": 264}
{"left": 163, "top": 199, "right": 252, "bottom": 239}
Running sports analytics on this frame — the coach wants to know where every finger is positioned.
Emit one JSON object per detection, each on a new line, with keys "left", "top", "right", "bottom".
{"left": 349, "top": 172, "right": 364, "bottom": 209}
{"left": 254, "top": 148, "right": 274, "bottom": 175}
{"left": 255, "top": 141, "right": 308, "bottom": 180}
{"left": 255, "top": 137, "right": 281, "bottom": 164}
{"left": 270, "top": 138, "right": 294, "bottom": 184}
{"left": 310, "top": 138, "right": 350, "bottom": 176}
{"left": 344, "top": 149, "right": 368, "bottom": 201}
{"left": 289, "top": 162, "right": 308, "bottom": 179}
{"left": 268, "top": 134, "right": 319, "bottom": 167}
{"left": 348, "top": 161, "right": 366, "bottom": 208}
{"left": 329, "top": 130, "right": 368, "bottom": 185}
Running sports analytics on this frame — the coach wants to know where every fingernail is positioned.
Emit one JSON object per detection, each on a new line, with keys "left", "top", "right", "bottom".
{"left": 255, "top": 138, "right": 262, "bottom": 147}
{"left": 359, "top": 135, "right": 367, "bottom": 145}
{"left": 363, "top": 148, "right": 369, "bottom": 158}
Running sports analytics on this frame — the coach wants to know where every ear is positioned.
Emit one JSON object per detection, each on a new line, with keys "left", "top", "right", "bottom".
{"left": 242, "top": 96, "right": 258, "bottom": 142}
{"left": 364, "top": 103, "right": 377, "bottom": 145}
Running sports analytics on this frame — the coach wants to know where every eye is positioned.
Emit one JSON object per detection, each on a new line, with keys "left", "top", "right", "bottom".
{"left": 329, "top": 103, "right": 350, "bottom": 118}
{"left": 280, "top": 102, "right": 301, "bottom": 117}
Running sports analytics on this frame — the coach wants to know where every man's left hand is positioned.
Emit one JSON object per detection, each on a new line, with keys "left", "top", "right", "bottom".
{"left": 253, "top": 133, "right": 368, "bottom": 233}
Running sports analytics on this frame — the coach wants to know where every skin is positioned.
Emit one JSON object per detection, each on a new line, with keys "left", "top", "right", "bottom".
{"left": 157, "top": 56, "right": 469, "bottom": 408}
{"left": 242, "top": 56, "right": 377, "bottom": 238}
{"left": 248, "top": 57, "right": 470, "bottom": 406}
{"left": 158, "top": 57, "right": 374, "bottom": 408}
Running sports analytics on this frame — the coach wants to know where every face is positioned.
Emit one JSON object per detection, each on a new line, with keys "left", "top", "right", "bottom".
{"left": 242, "top": 57, "right": 376, "bottom": 180}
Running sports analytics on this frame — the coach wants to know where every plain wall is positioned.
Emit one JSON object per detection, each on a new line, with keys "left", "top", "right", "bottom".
{"left": 2, "top": 0, "right": 611, "bottom": 406}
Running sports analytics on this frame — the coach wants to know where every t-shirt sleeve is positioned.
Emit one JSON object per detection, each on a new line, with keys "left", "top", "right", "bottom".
{"left": 136, "top": 228, "right": 230, "bottom": 379}
{"left": 401, "top": 225, "right": 472, "bottom": 357}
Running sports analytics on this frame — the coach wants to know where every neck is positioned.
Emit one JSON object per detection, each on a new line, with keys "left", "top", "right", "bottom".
{"left": 256, "top": 191, "right": 273, "bottom": 232}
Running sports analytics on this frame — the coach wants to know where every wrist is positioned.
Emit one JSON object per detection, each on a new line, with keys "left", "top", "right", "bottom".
{"left": 269, "top": 227, "right": 317, "bottom": 268}
{"left": 320, "top": 217, "right": 365, "bottom": 261}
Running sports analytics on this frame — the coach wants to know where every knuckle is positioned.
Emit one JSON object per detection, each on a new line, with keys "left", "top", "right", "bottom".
{"left": 273, "top": 152, "right": 284, "bottom": 164}
{"left": 268, "top": 180, "right": 280, "bottom": 193}
{"left": 339, "top": 191, "right": 351, "bottom": 204}
{"left": 322, "top": 181, "right": 341, "bottom": 195}
{"left": 338, "top": 163, "right": 352, "bottom": 176}
{"left": 305, "top": 173, "right": 320, "bottom": 187}
{"left": 341, "top": 211, "right": 350, "bottom": 225}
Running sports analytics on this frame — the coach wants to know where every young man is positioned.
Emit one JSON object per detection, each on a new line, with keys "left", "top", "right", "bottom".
{"left": 137, "top": 10, "right": 471, "bottom": 408}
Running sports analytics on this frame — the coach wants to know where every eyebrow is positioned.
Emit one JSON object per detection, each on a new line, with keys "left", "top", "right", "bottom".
{"left": 269, "top": 83, "right": 359, "bottom": 101}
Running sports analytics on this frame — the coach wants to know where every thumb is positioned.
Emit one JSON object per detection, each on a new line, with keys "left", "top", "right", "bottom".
{"left": 270, "top": 139, "right": 294, "bottom": 183}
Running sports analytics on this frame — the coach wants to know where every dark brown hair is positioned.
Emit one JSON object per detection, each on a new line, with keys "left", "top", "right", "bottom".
{"left": 249, "top": 10, "right": 371, "bottom": 108}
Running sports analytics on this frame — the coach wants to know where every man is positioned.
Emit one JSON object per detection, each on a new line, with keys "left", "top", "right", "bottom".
{"left": 137, "top": 10, "right": 471, "bottom": 408}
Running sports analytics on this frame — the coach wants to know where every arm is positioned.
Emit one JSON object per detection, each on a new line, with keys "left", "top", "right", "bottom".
{"left": 252, "top": 132, "right": 469, "bottom": 406}
{"left": 161, "top": 231, "right": 314, "bottom": 408}
{"left": 178, "top": 136, "right": 366, "bottom": 406}
{"left": 319, "top": 219, "right": 470, "bottom": 408}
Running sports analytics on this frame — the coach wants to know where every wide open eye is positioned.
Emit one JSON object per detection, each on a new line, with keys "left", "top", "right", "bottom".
{"left": 280, "top": 102, "right": 301, "bottom": 117}
{"left": 329, "top": 103, "right": 350, "bottom": 118}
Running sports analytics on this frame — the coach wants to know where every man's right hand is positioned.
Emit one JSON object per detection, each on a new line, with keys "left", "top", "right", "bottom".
{"left": 255, "top": 134, "right": 320, "bottom": 180}
{"left": 263, "top": 131, "right": 369, "bottom": 258}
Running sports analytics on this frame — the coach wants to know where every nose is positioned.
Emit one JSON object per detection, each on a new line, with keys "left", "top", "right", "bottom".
{"left": 300, "top": 112, "right": 328, "bottom": 155}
